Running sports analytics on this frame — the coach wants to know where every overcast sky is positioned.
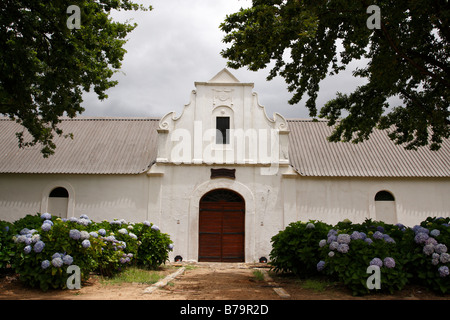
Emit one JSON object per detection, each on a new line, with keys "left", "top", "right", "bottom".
{"left": 81, "top": 0, "right": 369, "bottom": 120}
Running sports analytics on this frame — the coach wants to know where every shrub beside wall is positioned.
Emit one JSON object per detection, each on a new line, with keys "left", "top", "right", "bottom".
{"left": 0, "top": 213, "right": 173, "bottom": 291}
{"left": 270, "top": 217, "right": 450, "bottom": 295}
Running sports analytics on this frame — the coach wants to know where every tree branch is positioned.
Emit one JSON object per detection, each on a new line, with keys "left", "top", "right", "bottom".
{"left": 379, "top": 21, "right": 450, "bottom": 89}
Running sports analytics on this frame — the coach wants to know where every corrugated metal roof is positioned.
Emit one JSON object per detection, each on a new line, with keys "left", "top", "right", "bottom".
{"left": 287, "top": 119, "right": 450, "bottom": 177}
{"left": 0, "top": 117, "right": 159, "bottom": 174}
{"left": 0, "top": 117, "right": 449, "bottom": 177}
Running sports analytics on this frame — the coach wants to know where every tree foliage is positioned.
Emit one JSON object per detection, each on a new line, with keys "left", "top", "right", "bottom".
{"left": 0, "top": 0, "right": 150, "bottom": 157}
{"left": 220, "top": 0, "right": 449, "bottom": 150}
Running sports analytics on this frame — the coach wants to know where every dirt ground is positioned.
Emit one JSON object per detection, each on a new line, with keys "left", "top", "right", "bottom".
{"left": 0, "top": 262, "right": 449, "bottom": 300}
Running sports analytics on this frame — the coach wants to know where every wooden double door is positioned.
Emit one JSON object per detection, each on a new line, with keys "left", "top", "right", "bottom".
{"left": 198, "top": 189, "right": 245, "bottom": 262}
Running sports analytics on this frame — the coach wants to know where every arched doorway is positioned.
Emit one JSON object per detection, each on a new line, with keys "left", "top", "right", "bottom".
{"left": 199, "top": 189, "right": 245, "bottom": 262}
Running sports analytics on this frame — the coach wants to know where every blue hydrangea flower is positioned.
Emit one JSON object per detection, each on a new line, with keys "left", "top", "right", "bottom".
{"left": 78, "top": 218, "right": 91, "bottom": 226}
{"left": 89, "top": 232, "right": 98, "bottom": 238}
{"left": 370, "top": 258, "right": 383, "bottom": 267}
{"left": 118, "top": 241, "right": 126, "bottom": 249}
{"left": 327, "top": 229, "right": 337, "bottom": 237}
{"left": 438, "top": 266, "right": 449, "bottom": 278}
{"left": 319, "top": 239, "right": 327, "bottom": 248}
{"left": 423, "top": 244, "right": 435, "bottom": 255}
{"left": 337, "top": 243, "right": 349, "bottom": 253}
{"left": 80, "top": 214, "right": 89, "bottom": 219}
{"left": 40, "top": 212, "right": 52, "bottom": 220}
{"left": 41, "top": 260, "right": 50, "bottom": 269}
{"left": 52, "top": 252, "right": 61, "bottom": 259}
{"left": 33, "top": 240, "right": 45, "bottom": 253}
{"left": 376, "top": 226, "right": 385, "bottom": 233}
{"left": 82, "top": 240, "right": 91, "bottom": 248}
{"left": 329, "top": 241, "right": 339, "bottom": 251}
{"left": 31, "top": 234, "right": 40, "bottom": 243}
{"left": 151, "top": 225, "right": 160, "bottom": 231}
{"left": 317, "top": 260, "right": 326, "bottom": 271}
{"left": 383, "top": 257, "right": 396, "bottom": 268}
{"left": 80, "top": 231, "right": 90, "bottom": 240}
{"left": 350, "top": 231, "right": 362, "bottom": 240}
{"left": 105, "top": 235, "right": 116, "bottom": 242}
{"left": 430, "top": 229, "right": 440, "bottom": 237}
{"left": 63, "top": 255, "right": 73, "bottom": 265}
{"left": 414, "top": 232, "right": 429, "bottom": 244}
{"left": 41, "top": 222, "right": 52, "bottom": 232}
{"left": 373, "top": 231, "right": 384, "bottom": 240}
{"left": 24, "top": 245, "right": 32, "bottom": 254}
{"left": 69, "top": 229, "right": 81, "bottom": 240}
{"left": 20, "top": 228, "right": 30, "bottom": 235}
{"left": 98, "top": 229, "right": 106, "bottom": 236}
{"left": 52, "top": 257, "right": 63, "bottom": 268}
{"left": 395, "top": 223, "right": 405, "bottom": 229}
{"left": 306, "top": 223, "right": 315, "bottom": 229}
{"left": 328, "top": 251, "right": 335, "bottom": 257}
{"left": 327, "top": 234, "right": 337, "bottom": 244}
{"left": 337, "top": 234, "right": 351, "bottom": 244}
{"left": 364, "top": 238, "right": 373, "bottom": 245}
{"left": 118, "top": 228, "right": 128, "bottom": 235}
{"left": 129, "top": 232, "right": 137, "bottom": 239}
{"left": 413, "top": 226, "right": 429, "bottom": 234}
{"left": 383, "top": 235, "right": 396, "bottom": 244}
{"left": 440, "top": 253, "right": 450, "bottom": 264}
{"left": 435, "top": 244, "right": 447, "bottom": 254}
{"left": 143, "top": 221, "right": 151, "bottom": 227}
{"left": 168, "top": 243, "right": 174, "bottom": 250}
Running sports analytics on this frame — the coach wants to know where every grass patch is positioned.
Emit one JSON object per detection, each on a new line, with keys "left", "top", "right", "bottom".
{"left": 252, "top": 270, "right": 265, "bottom": 281}
{"left": 99, "top": 266, "right": 170, "bottom": 286}
{"left": 298, "top": 276, "right": 338, "bottom": 292}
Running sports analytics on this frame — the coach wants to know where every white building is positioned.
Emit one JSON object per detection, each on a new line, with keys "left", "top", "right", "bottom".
{"left": 1, "top": 69, "right": 449, "bottom": 262}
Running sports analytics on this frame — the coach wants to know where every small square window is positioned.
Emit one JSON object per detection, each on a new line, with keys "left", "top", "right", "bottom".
{"left": 216, "top": 117, "right": 230, "bottom": 144}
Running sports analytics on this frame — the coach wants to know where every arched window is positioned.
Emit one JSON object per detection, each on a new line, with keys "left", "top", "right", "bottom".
{"left": 48, "top": 187, "right": 69, "bottom": 218}
{"left": 374, "top": 190, "right": 397, "bottom": 224}
{"left": 374, "top": 190, "right": 395, "bottom": 201}
{"left": 49, "top": 187, "right": 69, "bottom": 198}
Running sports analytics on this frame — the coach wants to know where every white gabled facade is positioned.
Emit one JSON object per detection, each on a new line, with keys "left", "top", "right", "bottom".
{"left": 148, "top": 69, "right": 293, "bottom": 262}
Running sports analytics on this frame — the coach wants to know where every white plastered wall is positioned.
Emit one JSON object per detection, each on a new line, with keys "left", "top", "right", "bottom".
{"left": 0, "top": 173, "right": 149, "bottom": 223}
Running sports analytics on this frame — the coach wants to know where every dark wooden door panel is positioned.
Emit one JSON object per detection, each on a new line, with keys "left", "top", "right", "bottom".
{"left": 199, "top": 191, "right": 245, "bottom": 262}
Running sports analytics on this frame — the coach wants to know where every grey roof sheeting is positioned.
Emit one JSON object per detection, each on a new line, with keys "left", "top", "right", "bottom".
{"left": 0, "top": 117, "right": 449, "bottom": 177}
{"left": 287, "top": 119, "right": 450, "bottom": 177}
{"left": 0, "top": 117, "right": 159, "bottom": 174}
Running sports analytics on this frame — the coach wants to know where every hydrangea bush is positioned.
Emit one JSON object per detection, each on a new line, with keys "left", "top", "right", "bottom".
{"left": 402, "top": 217, "right": 450, "bottom": 294}
{"left": 1, "top": 213, "right": 173, "bottom": 291}
{"left": 270, "top": 217, "right": 450, "bottom": 295}
{"left": 316, "top": 221, "right": 409, "bottom": 295}
{"left": 0, "top": 220, "right": 14, "bottom": 270}
{"left": 269, "top": 220, "right": 332, "bottom": 276}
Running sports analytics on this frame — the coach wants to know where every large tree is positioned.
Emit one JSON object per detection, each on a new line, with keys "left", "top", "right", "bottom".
{"left": 220, "top": 0, "right": 449, "bottom": 150}
{"left": 0, "top": 0, "right": 150, "bottom": 157}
